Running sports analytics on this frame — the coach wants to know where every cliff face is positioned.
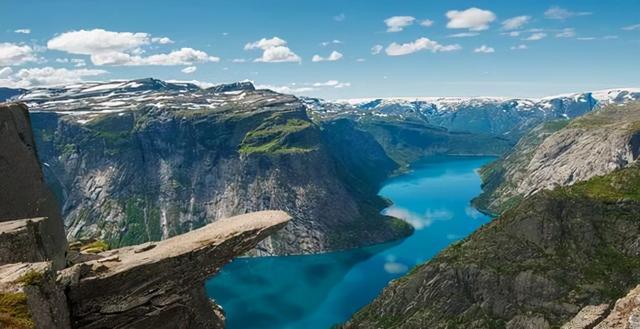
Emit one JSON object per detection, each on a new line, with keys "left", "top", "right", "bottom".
{"left": 475, "top": 102, "right": 640, "bottom": 214}
{"left": 344, "top": 165, "right": 640, "bottom": 329}
{"left": 0, "top": 101, "right": 292, "bottom": 328}
{"left": 24, "top": 80, "right": 411, "bottom": 254}
{"left": 0, "top": 103, "right": 67, "bottom": 269}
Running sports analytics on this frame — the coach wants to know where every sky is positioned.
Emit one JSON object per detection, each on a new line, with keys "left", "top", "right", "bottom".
{"left": 1, "top": 0, "right": 639, "bottom": 99}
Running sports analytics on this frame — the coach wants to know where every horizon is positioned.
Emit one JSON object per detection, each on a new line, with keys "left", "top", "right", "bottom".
{"left": 2, "top": 0, "right": 640, "bottom": 99}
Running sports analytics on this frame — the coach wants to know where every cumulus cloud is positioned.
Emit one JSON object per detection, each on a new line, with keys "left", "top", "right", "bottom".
{"left": 525, "top": 32, "right": 547, "bottom": 41}
{"left": 446, "top": 7, "right": 496, "bottom": 31}
{"left": 0, "top": 43, "right": 40, "bottom": 66}
{"left": 371, "top": 44, "right": 383, "bottom": 55}
{"left": 385, "top": 37, "right": 461, "bottom": 56}
{"left": 152, "top": 37, "right": 174, "bottom": 44}
{"left": 474, "top": 45, "right": 495, "bottom": 53}
{"left": 231, "top": 58, "right": 247, "bottom": 63}
{"left": 311, "top": 50, "right": 343, "bottom": 62}
{"left": 256, "top": 79, "right": 351, "bottom": 95}
{"left": 384, "top": 16, "right": 416, "bottom": 32}
{"left": 181, "top": 66, "right": 197, "bottom": 74}
{"left": 47, "top": 29, "right": 217, "bottom": 66}
{"left": 556, "top": 28, "right": 576, "bottom": 38}
{"left": 245, "top": 37, "right": 301, "bottom": 63}
{"left": 510, "top": 44, "right": 528, "bottom": 50}
{"left": 0, "top": 67, "right": 13, "bottom": 79}
{"left": 544, "top": 6, "right": 592, "bottom": 20}
{"left": 0, "top": 66, "right": 107, "bottom": 88}
{"left": 256, "top": 84, "right": 315, "bottom": 94}
{"left": 14, "top": 29, "right": 31, "bottom": 34}
{"left": 420, "top": 19, "right": 434, "bottom": 27}
{"left": 502, "top": 16, "right": 531, "bottom": 30}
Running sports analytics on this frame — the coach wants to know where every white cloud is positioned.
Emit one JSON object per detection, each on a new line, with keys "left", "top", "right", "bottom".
{"left": 14, "top": 29, "right": 31, "bottom": 34}
{"left": 320, "top": 40, "right": 342, "bottom": 46}
{"left": 356, "top": 58, "right": 366, "bottom": 62}
{"left": 0, "top": 66, "right": 107, "bottom": 88}
{"left": 371, "top": 44, "right": 383, "bottom": 55}
{"left": 525, "top": 32, "right": 547, "bottom": 41}
{"left": 231, "top": 58, "right": 247, "bottom": 63}
{"left": 474, "top": 45, "right": 495, "bottom": 53}
{"left": 245, "top": 37, "right": 301, "bottom": 63}
{"left": 577, "top": 37, "right": 596, "bottom": 41}
{"left": 0, "top": 43, "right": 39, "bottom": 66}
{"left": 556, "top": 28, "right": 576, "bottom": 38}
{"left": 334, "top": 13, "right": 346, "bottom": 22}
{"left": 90, "top": 47, "right": 219, "bottom": 66}
{"left": 420, "top": 19, "right": 434, "bottom": 27}
{"left": 311, "top": 50, "right": 343, "bottom": 62}
{"left": 256, "top": 84, "right": 315, "bottom": 94}
{"left": 311, "top": 80, "right": 350, "bottom": 88}
{"left": 47, "top": 29, "right": 216, "bottom": 66}
{"left": 544, "top": 6, "right": 592, "bottom": 20}
{"left": 385, "top": 37, "right": 461, "bottom": 56}
{"left": 448, "top": 32, "right": 479, "bottom": 38}
{"left": 622, "top": 24, "right": 640, "bottom": 31}
{"left": 384, "top": 16, "right": 416, "bottom": 32}
{"left": 446, "top": 8, "right": 496, "bottom": 31}
{"left": 0, "top": 67, "right": 13, "bottom": 78}
{"left": 181, "top": 66, "right": 197, "bottom": 74}
{"left": 510, "top": 44, "right": 528, "bottom": 50}
{"left": 502, "top": 16, "right": 531, "bottom": 30}
{"left": 152, "top": 37, "right": 174, "bottom": 44}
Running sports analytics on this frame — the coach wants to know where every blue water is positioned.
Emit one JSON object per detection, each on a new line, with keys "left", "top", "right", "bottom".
{"left": 205, "top": 156, "right": 494, "bottom": 329}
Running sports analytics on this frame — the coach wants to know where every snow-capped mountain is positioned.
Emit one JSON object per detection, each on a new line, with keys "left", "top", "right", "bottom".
{"left": 306, "top": 88, "right": 640, "bottom": 139}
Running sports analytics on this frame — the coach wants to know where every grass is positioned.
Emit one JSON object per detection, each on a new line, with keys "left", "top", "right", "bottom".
{"left": 557, "top": 165, "right": 640, "bottom": 202}
{"left": 239, "top": 117, "right": 316, "bottom": 154}
{"left": 0, "top": 292, "right": 34, "bottom": 329}
{"left": 13, "top": 270, "right": 43, "bottom": 286}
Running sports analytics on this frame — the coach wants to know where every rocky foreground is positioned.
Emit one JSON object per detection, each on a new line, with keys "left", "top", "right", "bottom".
{"left": 0, "top": 102, "right": 290, "bottom": 328}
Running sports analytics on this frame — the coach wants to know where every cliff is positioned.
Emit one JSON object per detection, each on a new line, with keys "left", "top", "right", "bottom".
{"left": 0, "top": 101, "right": 291, "bottom": 328}
{"left": 474, "top": 102, "right": 640, "bottom": 214}
{"left": 22, "top": 79, "right": 411, "bottom": 254}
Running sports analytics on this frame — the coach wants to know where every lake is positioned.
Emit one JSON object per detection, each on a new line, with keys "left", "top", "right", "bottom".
{"left": 205, "top": 156, "right": 495, "bottom": 329}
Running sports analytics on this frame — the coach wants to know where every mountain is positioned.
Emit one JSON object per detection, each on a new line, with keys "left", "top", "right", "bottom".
{"left": 318, "top": 88, "right": 640, "bottom": 141}
{"left": 343, "top": 102, "right": 640, "bottom": 329}
{"left": 474, "top": 102, "right": 640, "bottom": 214}
{"left": 19, "top": 78, "right": 413, "bottom": 254}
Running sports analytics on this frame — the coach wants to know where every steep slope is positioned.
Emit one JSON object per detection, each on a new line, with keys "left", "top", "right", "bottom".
{"left": 344, "top": 164, "right": 640, "bottom": 329}
{"left": 475, "top": 102, "right": 640, "bottom": 214}
{"left": 25, "top": 79, "right": 412, "bottom": 254}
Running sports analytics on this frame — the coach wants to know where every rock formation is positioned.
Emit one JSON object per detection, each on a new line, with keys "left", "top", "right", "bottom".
{"left": 0, "top": 101, "right": 291, "bottom": 328}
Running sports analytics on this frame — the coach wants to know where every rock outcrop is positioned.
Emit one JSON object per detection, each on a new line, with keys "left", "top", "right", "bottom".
{"left": 0, "top": 103, "right": 67, "bottom": 269}
{"left": 0, "top": 102, "right": 292, "bottom": 328}
{"left": 475, "top": 102, "right": 640, "bottom": 214}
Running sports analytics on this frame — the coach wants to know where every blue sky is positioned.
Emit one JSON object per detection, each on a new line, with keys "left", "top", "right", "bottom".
{"left": 1, "top": 0, "right": 639, "bottom": 99}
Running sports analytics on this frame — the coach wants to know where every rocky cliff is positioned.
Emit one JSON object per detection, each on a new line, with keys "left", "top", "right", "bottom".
{"left": 0, "top": 101, "right": 291, "bottom": 328}
{"left": 344, "top": 164, "right": 640, "bottom": 329}
{"left": 475, "top": 102, "right": 640, "bottom": 214}
{"left": 18, "top": 79, "right": 411, "bottom": 254}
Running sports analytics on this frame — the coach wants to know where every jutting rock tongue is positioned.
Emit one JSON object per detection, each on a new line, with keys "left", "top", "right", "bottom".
{"left": 0, "top": 103, "right": 67, "bottom": 270}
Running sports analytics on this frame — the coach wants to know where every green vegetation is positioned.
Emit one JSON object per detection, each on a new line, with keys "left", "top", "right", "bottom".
{"left": 239, "top": 116, "right": 317, "bottom": 154}
{"left": 115, "top": 198, "right": 163, "bottom": 247}
{"left": 13, "top": 270, "right": 43, "bottom": 286}
{"left": 557, "top": 165, "right": 640, "bottom": 202}
{"left": 0, "top": 292, "right": 34, "bottom": 329}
